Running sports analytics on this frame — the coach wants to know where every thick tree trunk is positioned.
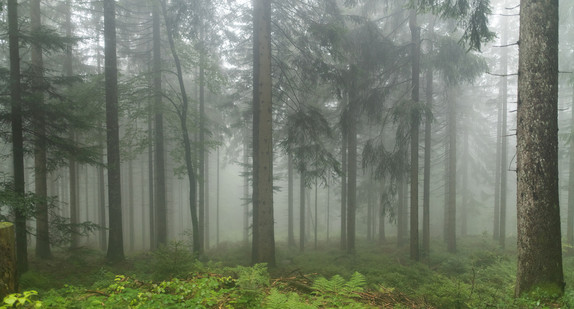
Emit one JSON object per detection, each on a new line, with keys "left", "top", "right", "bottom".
{"left": 104, "top": 0, "right": 124, "bottom": 262}
{"left": 31, "top": 0, "right": 51, "bottom": 259}
{"left": 515, "top": 0, "right": 563, "bottom": 296}
{"left": 397, "top": 177, "right": 407, "bottom": 247}
{"left": 0, "top": 223, "right": 17, "bottom": 299}
{"left": 568, "top": 86, "right": 574, "bottom": 246}
{"left": 8, "top": 0, "right": 28, "bottom": 274}
{"left": 251, "top": 0, "right": 275, "bottom": 266}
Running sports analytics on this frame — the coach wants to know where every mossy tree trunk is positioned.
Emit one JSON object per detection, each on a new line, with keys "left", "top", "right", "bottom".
{"left": 0, "top": 222, "right": 17, "bottom": 299}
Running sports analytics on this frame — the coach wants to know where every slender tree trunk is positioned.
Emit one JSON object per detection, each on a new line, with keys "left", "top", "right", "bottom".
{"left": 216, "top": 147, "right": 220, "bottom": 246}
{"left": 288, "top": 153, "right": 295, "bottom": 247}
{"left": 199, "top": 35, "right": 206, "bottom": 252}
{"left": 461, "top": 129, "right": 469, "bottom": 237}
{"left": 379, "top": 179, "right": 386, "bottom": 244}
{"left": 499, "top": 22, "right": 509, "bottom": 249}
{"left": 493, "top": 86, "right": 502, "bottom": 240}
{"left": 128, "top": 155, "right": 134, "bottom": 251}
{"left": 422, "top": 35, "right": 433, "bottom": 258}
{"left": 9, "top": 0, "right": 28, "bottom": 273}
{"left": 299, "top": 171, "right": 306, "bottom": 252}
{"left": 243, "top": 130, "right": 249, "bottom": 245}
{"left": 314, "top": 179, "right": 318, "bottom": 249}
{"left": 409, "top": 10, "right": 420, "bottom": 261}
{"left": 397, "top": 176, "right": 406, "bottom": 247}
{"left": 340, "top": 130, "right": 347, "bottom": 250}
{"left": 347, "top": 90, "right": 357, "bottom": 254}
{"left": 152, "top": 0, "right": 166, "bottom": 248}
{"left": 515, "top": 0, "right": 563, "bottom": 296}
{"left": 104, "top": 0, "right": 124, "bottom": 262}
{"left": 251, "top": 0, "right": 275, "bottom": 266}
{"left": 446, "top": 89, "right": 457, "bottom": 253}
{"left": 31, "top": 0, "right": 51, "bottom": 259}
{"left": 161, "top": 0, "right": 200, "bottom": 258}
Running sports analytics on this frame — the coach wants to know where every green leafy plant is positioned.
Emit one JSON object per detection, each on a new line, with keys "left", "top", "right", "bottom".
{"left": 1, "top": 291, "right": 42, "bottom": 308}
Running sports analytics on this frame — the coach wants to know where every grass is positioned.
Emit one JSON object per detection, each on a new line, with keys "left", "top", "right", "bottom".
{"left": 4, "top": 236, "right": 574, "bottom": 308}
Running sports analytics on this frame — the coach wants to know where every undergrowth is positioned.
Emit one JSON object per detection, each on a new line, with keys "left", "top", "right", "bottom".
{"left": 3, "top": 237, "right": 574, "bottom": 308}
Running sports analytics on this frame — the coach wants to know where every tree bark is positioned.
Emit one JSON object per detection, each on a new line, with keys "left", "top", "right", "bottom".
{"left": 446, "top": 89, "right": 457, "bottom": 253}
{"left": 152, "top": 0, "right": 166, "bottom": 249}
{"left": 340, "top": 129, "right": 347, "bottom": 251}
{"left": 568, "top": 85, "right": 574, "bottom": 246}
{"left": 288, "top": 153, "right": 295, "bottom": 247}
{"left": 31, "top": 0, "right": 51, "bottom": 259}
{"left": 422, "top": 31, "right": 433, "bottom": 258}
{"left": 251, "top": 0, "right": 275, "bottom": 266}
{"left": 499, "top": 17, "right": 509, "bottom": 249}
{"left": 104, "top": 0, "right": 125, "bottom": 262}
{"left": 8, "top": 0, "right": 28, "bottom": 274}
{"left": 515, "top": 0, "right": 563, "bottom": 296}
{"left": 409, "top": 10, "right": 420, "bottom": 261}
{"left": 0, "top": 223, "right": 17, "bottom": 299}
{"left": 299, "top": 171, "right": 306, "bottom": 252}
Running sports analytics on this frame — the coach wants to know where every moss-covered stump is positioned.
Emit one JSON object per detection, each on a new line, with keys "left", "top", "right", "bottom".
{"left": 0, "top": 222, "right": 17, "bottom": 300}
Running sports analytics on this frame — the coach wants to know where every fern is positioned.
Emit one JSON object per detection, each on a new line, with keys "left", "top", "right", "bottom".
{"left": 264, "top": 288, "right": 316, "bottom": 309}
{"left": 312, "top": 272, "right": 366, "bottom": 298}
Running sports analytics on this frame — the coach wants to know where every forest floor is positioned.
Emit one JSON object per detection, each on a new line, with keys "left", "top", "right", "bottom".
{"left": 5, "top": 236, "right": 574, "bottom": 308}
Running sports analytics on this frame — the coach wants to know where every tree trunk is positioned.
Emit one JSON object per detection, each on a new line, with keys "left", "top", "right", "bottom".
{"left": 288, "top": 153, "right": 295, "bottom": 247}
{"left": 499, "top": 20, "right": 509, "bottom": 249}
{"left": 379, "top": 179, "right": 386, "bottom": 244}
{"left": 461, "top": 129, "right": 469, "bottom": 236}
{"left": 409, "top": 10, "right": 420, "bottom": 261}
{"left": 104, "top": 0, "right": 124, "bottom": 263}
{"left": 340, "top": 129, "right": 347, "bottom": 250}
{"left": 251, "top": 0, "right": 275, "bottom": 266}
{"left": 314, "top": 180, "right": 318, "bottom": 249}
{"left": 199, "top": 41, "right": 206, "bottom": 253}
{"left": 347, "top": 91, "right": 357, "bottom": 254}
{"left": 515, "top": 0, "right": 563, "bottom": 296}
{"left": 153, "top": 0, "right": 166, "bottom": 249}
{"left": 0, "top": 223, "right": 17, "bottom": 299}
{"left": 422, "top": 31, "right": 433, "bottom": 258}
{"left": 160, "top": 0, "right": 200, "bottom": 258}
{"left": 216, "top": 147, "right": 220, "bottom": 246}
{"left": 243, "top": 129, "right": 249, "bottom": 245}
{"left": 446, "top": 89, "right": 457, "bottom": 253}
{"left": 397, "top": 176, "right": 407, "bottom": 247}
{"left": 30, "top": 0, "right": 51, "bottom": 259}
{"left": 568, "top": 85, "right": 574, "bottom": 246}
{"left": 8, "top": 0, "right": 28, "bottom": 274}
{"left": 493, "top": 84, "right": 502, "bottom": 240}
{"left": 299, "top": 171, "right": 306, "bottom": 252}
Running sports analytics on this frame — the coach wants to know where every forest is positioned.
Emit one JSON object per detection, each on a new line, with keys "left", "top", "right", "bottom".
{"left": 0, "top": 0, "right": 572, "bottom": 307}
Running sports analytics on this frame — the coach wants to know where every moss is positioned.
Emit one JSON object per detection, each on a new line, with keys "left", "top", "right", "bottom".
{"left": 0, "top": 222, "right": 14, "bottom": 229}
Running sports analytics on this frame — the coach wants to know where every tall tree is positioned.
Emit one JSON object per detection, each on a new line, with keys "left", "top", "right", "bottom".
{"left": 152, "top": 0, "right": 167, "bottom": 249}
{"left": 104, "top": 0, "right": 125, "bottom": 262}
{"left": 160, "top": 0, "right": 200, "bottom": 257}
{"left": 30, "top": 0, "right": 51, "bottom": 259}
{"left": 515, "top": 0, "right": 564, "bottom": 297}
{"left": 422, "top": 20, "right": 434, "bottom": 258}
{"left": 409, "top": 9, "right": 421, "bottom": 261}
{"left": 287, "top": 153, "right": 295, "bottom": 247}
{"left": 251, "top": 0, "right": 275, "bottom": 266}
{"left": 498, "top": 13, "right": 509, "bottom": 249}
{"left": 8, "top": 0, "right": 28, "bottom": 273}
